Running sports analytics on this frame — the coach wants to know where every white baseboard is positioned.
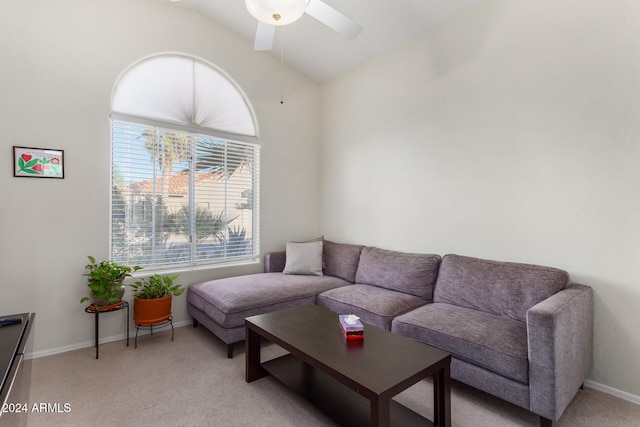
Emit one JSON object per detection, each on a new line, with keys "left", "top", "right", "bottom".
{"left": 584, "top": 379, "right": 640, "bottom": 406}
{"left": 27, "top": 319, "right": 192, "bottom": 360}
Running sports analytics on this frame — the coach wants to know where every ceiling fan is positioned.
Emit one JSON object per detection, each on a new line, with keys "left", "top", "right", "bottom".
{"left": 244, "top": 0, "right": 364, "bottom": 51}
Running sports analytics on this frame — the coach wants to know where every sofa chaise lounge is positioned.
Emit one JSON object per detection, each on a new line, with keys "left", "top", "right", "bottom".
{"left": 187, "top": 240, "right": 593, "bottom": 426}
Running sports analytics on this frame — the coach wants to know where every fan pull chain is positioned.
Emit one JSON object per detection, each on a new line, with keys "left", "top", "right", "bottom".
{"left": 280, "top": 29, "right": 284, "bottom": 105}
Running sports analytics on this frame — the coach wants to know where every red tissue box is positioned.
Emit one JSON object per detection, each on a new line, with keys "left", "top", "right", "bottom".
{"left": 339, "top": 315, "right": 364, "bottom": 340}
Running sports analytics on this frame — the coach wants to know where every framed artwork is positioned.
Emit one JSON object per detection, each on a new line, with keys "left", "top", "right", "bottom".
{"left": 13, "top": 146, "right": 64, "bottom": 179}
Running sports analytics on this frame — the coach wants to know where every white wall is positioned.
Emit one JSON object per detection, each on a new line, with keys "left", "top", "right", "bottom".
{"left": 321, "top": 0, "right": 640, "bottom": 399}
{"left": 0, "top": 0, "right": 321, "bottom": 355}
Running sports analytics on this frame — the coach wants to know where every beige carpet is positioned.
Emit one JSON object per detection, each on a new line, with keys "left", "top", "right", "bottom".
{"left": 27, "top": 325, "right": 640, "bottom": 427}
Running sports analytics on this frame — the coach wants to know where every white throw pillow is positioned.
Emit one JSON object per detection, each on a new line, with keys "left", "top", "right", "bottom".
{"left": 283, "top": 241, "right": 324, "bottom": 276}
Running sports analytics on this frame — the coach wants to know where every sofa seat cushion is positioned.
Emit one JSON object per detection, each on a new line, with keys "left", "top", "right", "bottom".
{"left": 188, "top": 273, "right": 349, "bottom": 328}
{"left": 434, "top": 254, "right": 569, "bottom": 322}
{"left": 355, "top": 247, "right": 441, "bottom": 300}
{"left": 317, "top": 284, "right": 428, "bottom": 330}
{"left": 391, "top": 303, "right": 529, "bottom": 383}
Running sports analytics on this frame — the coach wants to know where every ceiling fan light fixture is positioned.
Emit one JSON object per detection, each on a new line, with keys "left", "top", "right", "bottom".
{"left": 245, "top": 0, "right": 308, "bottom": 26}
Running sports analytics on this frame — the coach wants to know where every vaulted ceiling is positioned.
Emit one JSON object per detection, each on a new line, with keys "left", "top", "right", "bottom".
{"left": 169, "top": 0, "right": 489, "bottom": 82}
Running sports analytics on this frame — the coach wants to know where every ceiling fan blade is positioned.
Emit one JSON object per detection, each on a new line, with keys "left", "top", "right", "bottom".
{"left": 304, "top": 0, "right": 363, "bottom": 40}
{"left": 254, "top": 21, "right": 276, "bottom": 51}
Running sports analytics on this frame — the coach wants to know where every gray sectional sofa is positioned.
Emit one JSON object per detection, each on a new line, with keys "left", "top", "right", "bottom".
{"left": 187, "top": 240, "right": 593, "bottom": 427}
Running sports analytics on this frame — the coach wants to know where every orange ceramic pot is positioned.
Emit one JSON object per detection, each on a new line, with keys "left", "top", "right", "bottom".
{"left": 133, "top": 295, "right": 172, "bottom": 325}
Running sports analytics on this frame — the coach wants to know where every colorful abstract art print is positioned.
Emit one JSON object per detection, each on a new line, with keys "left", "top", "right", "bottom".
{"left": 13, "top": 146, "right": 64, "bottom": 179}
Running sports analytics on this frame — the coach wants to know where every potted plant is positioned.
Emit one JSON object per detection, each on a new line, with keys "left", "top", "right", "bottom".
{"left": 129, "top": 273, "right": 184, "bottom": 325}
{"left": 80, "top": 256, "right": 142, "bottom": 309}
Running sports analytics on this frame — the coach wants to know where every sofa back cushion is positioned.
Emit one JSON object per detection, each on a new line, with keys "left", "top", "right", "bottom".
{"left": 433, "top": 254, "right": 569, "bottom": 322}
{"left": 323, "top": 240, "right": 364, "bottom": 283}
{"left": 355, "top": 247, "right": 441, "bottom": 300}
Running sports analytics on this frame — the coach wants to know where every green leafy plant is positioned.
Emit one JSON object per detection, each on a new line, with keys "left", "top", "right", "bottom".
{"left": 80, "top": 256, "right": 142, "bottom": 304}
{"left": 129, "top": 273, "right": 185, "bottom": 300}
{"left": 171, "top": 206, "right": 239, "bottom": 244}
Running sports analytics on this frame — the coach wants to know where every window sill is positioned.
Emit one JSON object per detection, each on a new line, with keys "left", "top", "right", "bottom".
{"left": 131, "top": 257, "right": 261, "bottom": 278}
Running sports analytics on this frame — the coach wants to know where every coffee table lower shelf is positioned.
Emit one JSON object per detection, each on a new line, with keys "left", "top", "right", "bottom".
{"left": 262, "top": 354, "right": 434, "bottom": 427}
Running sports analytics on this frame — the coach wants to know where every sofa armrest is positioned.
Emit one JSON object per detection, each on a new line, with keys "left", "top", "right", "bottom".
{"left": 264, "top": 251, "right": 286, "bottom": 273}
{"left": 526, "top": 283, "right": 593, "bottom": 421}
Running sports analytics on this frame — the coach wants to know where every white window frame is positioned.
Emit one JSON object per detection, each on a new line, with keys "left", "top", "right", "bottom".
{"left": 110, "top": 54, "right": 260, "bottom": 270}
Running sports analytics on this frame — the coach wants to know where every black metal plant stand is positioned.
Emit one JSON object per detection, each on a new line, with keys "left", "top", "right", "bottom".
{"left": 85, "top": 301, "right": 129, "bottom": 359}
{"left": 134, "top": 316, "right": 174, "bottom": 349}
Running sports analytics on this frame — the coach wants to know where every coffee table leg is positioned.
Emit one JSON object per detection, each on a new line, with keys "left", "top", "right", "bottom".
{"left": 245, "top": 326, "right": 267, "bottom": 382}
{"left": 433, "top": 363, "right": 451, "bottom": 427}
{"left": 370, "top": 397, "right": 390, "bottom": 427}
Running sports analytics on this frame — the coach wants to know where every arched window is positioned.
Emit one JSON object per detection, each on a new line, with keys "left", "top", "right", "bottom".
{"left": 111, "top": 54, "right": 260, "bottom": 269}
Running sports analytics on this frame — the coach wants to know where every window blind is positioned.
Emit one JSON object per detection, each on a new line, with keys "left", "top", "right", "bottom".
{"left": 111, "top": 119, "right": 260, "bottom": 269}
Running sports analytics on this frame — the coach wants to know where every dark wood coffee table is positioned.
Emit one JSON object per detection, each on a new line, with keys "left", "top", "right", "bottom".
{"left": 245, "top": 305, "right": 451, "bottom": 427}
